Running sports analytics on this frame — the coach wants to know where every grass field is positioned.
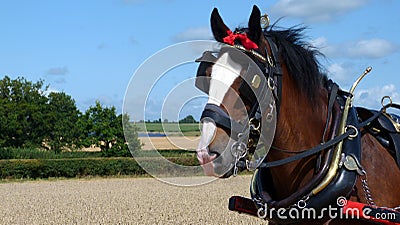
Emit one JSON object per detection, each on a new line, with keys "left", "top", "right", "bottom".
{"left": 135, "top": 122, "right": 200, "bottom": 136}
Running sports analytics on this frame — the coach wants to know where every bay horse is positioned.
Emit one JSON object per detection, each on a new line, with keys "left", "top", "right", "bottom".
{"left": 195, "top": 5, "right": 400, "bottom": 225}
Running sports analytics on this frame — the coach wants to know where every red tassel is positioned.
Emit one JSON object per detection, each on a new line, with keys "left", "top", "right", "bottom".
{"left": 222, "top": 30, "right": 258, "bottom": 50}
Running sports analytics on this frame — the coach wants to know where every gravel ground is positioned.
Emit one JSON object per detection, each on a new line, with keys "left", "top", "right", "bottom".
{"left": 0, "top": 176, "right": 267, "bottom": 224}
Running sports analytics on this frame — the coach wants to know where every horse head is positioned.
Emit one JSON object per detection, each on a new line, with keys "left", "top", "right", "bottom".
{"left": 196, "top": 6, "right": 276, "bottom": 177}
{"left": 194, "top": 5, "right": 400, "bottom": 223}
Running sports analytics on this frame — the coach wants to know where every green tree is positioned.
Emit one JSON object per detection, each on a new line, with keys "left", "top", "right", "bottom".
{"left": 0, "top": 76, "right": 141, "bottom": 157}
{"left": 83, "top": 101, "right": 140, "bottom": 156}
{"left": 46, "top": 92, "right": 82, "bottom": 152}
{"left": 179, "top": 115, "right": 197, "bottom": 123}
{"left": 122, "top": 113, "right": 142, "bottom": 154}
{"left": 0, "top": 76, "right": 48, "bottom": 147}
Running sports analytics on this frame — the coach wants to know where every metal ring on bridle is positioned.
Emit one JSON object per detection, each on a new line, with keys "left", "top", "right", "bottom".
{"left": 297, "top": 200, "right": 307, "bottom": 209}
{"left": 231, "top": 141, "right": 248, "bottom": 158}
{"left": 267, "top": 55, "right": 275, "bottom": 68}
{"left": 345, "top": 125, "right": 358, "bottom": 138}
{"left": 260, "top": 14, "right": 270, "bottom": 29}
{"left": 266, "top": 103, "right": 274, "bottom": 122}
{"left": 267, "top": 77, "right": 275, "bottom": 90}
{"left": 249, "top": 118, "right": 261, "bottom": 131}
{"left": 381, "top": 95, "right": 393, "bottom": 107}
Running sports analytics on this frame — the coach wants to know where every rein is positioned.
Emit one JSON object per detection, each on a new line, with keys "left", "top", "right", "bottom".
{"left": 258, "top": 106, "right": 385, "bottom": 168}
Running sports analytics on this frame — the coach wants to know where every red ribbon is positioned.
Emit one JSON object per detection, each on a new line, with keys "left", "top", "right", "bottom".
{"left": 222, "top": 30, "right": 258, "bottom": 50}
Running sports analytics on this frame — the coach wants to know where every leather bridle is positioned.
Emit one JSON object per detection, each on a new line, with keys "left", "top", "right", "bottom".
{"left": 196, "top": 32, "right": 282, "bottom": 174}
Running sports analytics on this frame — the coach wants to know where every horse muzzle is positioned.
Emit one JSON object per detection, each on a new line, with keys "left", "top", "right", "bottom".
{"left": 196, "top": 147, "right": 235, "bottom": 177}
{"left": 196, "top": 117, "right": 238, "bottom": 177}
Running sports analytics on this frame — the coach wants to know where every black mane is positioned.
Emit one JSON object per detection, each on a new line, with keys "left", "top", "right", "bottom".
{"left": 265, "top": 26, "right": 328, "bottom": 102}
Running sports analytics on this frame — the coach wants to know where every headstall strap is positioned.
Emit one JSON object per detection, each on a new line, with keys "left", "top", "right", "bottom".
{"left": 264, "top": 36, "right": 283, "bottom": 114}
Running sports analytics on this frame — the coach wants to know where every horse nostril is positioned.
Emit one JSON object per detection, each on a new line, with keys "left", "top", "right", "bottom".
{"left": 208, "top": 150, "right": 220, "bottom": 158}
{"left": 196, "top": 147, "right": 218, "bottom": 165}
{"left": 196, "top": 147, "right": 208, "bottom": 164}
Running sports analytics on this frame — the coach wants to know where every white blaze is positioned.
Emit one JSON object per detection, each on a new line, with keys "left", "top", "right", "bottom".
{"left": 196, "top": 51, "right": 242, "bottom": 171}
{"left": 207, "top": 52, "right": 242, "bottom": 105}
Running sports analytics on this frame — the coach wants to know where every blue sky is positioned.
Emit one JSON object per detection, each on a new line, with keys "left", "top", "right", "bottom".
{"left": 1, "top": 0, "right": 399, "bottom": 121}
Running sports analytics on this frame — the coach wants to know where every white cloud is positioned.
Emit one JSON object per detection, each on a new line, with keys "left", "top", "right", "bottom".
{"left": 326, "top": 62, "right": 360, "bottom": 86}
{"left": 311, "top": 37, "right": 340, "bottom": 57}
{"left": 172, "top": 27, "right": 212, "bottom": 42}
{"left": 311, "top": 37, "right": 398, "bottom": 59}
{"left": 354, "top": 84, "right": 400, "bottom": 109}
{"left": 45, "top": 66, "right": 69, "bottom": 84}
{"left": 310, "top": 37, "right": 328, "bottom": 48}
{"left": 347, "top": 39, "right": 399, "bottom": 58}
{"left": 327, "top": 63, "right": 347, "bottom": 82}
{"left": 43, "top": 87, "right": 60, "bottom": 96}
{"left": 46, "top": 66, "right": 69, "bottom": 76}
{"left": 270, "top": 0, "right": 368, "bottom": 22}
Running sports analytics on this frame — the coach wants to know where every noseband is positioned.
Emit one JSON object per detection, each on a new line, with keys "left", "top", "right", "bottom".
{"left": 196, "top": 32, "right": 283, "bottom": 174}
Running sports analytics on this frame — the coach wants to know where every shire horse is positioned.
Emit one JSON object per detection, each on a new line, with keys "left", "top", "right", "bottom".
{"left": 195, "top": 5, "right": 400, "bottom": 225}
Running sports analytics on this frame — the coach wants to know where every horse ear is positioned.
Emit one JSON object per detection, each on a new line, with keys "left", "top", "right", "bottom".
{"left": 247, "top": 5, "right": 262, "bottom": 43}
{"left": 210, "top": 8, "right": 230, "bottom": 42}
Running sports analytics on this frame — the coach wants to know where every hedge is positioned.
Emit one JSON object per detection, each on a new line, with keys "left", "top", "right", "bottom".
{"left": 0, "top": 148, "right": 196, "bottom": 160}
{"left": 0, "top": 157, "right": 199, "bottom": 179}
{"left": 0, "top": 147, "right": 102, "bottom": 160}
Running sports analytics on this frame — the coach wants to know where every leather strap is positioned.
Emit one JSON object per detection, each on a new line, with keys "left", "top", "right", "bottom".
{"left": 201, "top": 104, "right": 246, "bottom": 139}
{"left": 259, "top": 128, "right": 355, "bottom": 168}
{"left": 322, "top": 82, "right": 339, "bottom": 142}
{"left": 264, "top": 36, "right": 283, "bottom": 114}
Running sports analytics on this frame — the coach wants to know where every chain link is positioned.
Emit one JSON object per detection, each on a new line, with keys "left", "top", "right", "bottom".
{"left": 231, "top": 137, "right": 248, "bottom": 177}
{"left": 360, "top": 170, "right": 376, "bottom": 206}
{"left": 359, "top": 169, "right": 400, "bottom": 211}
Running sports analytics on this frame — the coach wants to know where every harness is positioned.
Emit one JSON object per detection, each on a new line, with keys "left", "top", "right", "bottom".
{"left": 356, "top": 100, "right": 400, "bottom": 169}
{"left": 195, "top": 30, "right": 400, "bottom": 224}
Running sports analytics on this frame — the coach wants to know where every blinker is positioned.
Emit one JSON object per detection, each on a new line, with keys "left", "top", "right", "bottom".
{"left": 195, "top": 45, "right": 266, "bottom": 98}
{"left": 195, "top": 51, "right": 217, "bottom": 94}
